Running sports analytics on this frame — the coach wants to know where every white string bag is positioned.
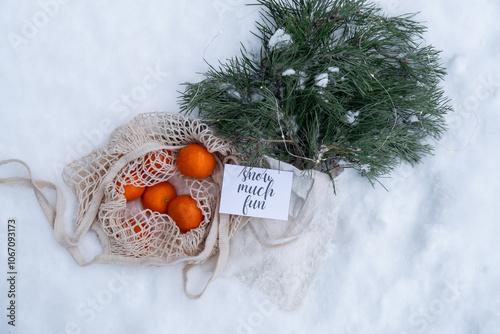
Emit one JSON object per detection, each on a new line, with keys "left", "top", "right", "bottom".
{"left": 222, "top": 157, "right": 341, "bottom": 310}
{"left": 0, "top": 112, "right": 340, "bottom": 304}
{"left": 0, "top": 112, "right": 249, "bottom": 298}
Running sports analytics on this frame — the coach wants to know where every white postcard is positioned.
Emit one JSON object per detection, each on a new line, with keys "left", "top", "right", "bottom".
{"left": 219, "top": 164, "right": 293, "bottom": 221}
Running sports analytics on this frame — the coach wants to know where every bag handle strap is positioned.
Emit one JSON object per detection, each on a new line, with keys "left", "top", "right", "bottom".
{"left": 0, "top": 159, "right": 90, "bottom": 265}
{"left": 249, "top": 219, "right": 312, "bottom": 247}
{"left": 182, "top": 210, "right": 231, "bottom": 299}
{"left": 182, "top": 155, "right": 232, "bottom": 298}
{"left": 247, "top": 156, "right": 329, "bottom": 247}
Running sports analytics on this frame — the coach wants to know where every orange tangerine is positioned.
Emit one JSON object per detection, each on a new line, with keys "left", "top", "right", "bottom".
{"left": 167, "top": 195, "right": 203, "bottom": 233}
{"left": 117, "top": 171, "right": 145, "bottom": 202}
{"left": 131, "top": 219, "right": 149, "bottom": 239}
{"left": 176, "top": 144, "right": 215, "bottom": 179}
{"left": 144, "top": 150, "right": 172, "bottom": 176}
{"left": 141, "top": 181, "right": 177, "bottom": 214}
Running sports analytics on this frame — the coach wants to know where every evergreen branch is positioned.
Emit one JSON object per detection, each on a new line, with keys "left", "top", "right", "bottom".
{"left": 179, "top": 0, "right": 451, "bottom": 185}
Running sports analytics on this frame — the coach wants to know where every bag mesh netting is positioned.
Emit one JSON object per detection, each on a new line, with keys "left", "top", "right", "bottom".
{"left": 1, "top": 111, "right": 338, "bottom": 303}
{"left": 62, "top": 112, "right": 248, "bottom": 265}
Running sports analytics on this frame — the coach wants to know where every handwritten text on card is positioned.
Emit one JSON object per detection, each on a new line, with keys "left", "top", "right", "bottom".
{"left": 219, "top": 164, "right": 293, "bottom": 221}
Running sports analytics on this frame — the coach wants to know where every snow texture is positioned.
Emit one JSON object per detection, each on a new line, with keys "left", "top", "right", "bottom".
{"left": 328, "top": 67, "right": 340, "bottom": 74}
{"left": 346, "top": 110, "right": 360, "bottom": 124}
{"left": 315, "top": 73, "right": 329, "bottom": 88}
{"left": 299, "top": 71, "right": 308, "bottom": 90}
{"left": 1, "top": 0, "right": 500, "bottom": 333}
{"left": 282, "top": 68, "right": 296, "bottom": 76}
{"left": 268, "top": 28, "right": 292, "bottom": 49}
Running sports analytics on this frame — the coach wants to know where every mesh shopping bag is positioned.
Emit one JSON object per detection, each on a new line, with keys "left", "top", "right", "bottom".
{"left": 223, "top": 157, "right": 341, "bottom": 309}
{"left": 0, "top": 112, "right": 250, "bottom": 297}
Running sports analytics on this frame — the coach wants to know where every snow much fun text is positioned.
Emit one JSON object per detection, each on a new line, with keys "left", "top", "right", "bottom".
{"left": 237, "top": 169, "right": 275, "bottom": 215}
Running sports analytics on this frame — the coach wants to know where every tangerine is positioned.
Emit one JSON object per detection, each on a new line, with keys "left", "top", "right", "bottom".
{"left": 141, "top": 181, "right": 177, "bottom": 214}
{"left": 117, "top": 171, "right": 145, "bottom": 202}
{"left": 128, "top": 219, "right": 151, "bottom": 256}
{"left": 116, "top": 219, "right": 149, "bottom": 241}
{"left": 167, "top": 194, "right": 204, "bottom": 233}
{"left": 130, "top": 219, "right": 149, "bottom": 239}
{"left": 176, "top": 144, "right": 216, "bottom": 179}
{"left": 144, "top": 150, "right": 172, "bottom": 176}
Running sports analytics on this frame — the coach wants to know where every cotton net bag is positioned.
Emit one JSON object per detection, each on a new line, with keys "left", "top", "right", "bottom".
{"left": 0, "top": 111, "right": 339, "bottom": 304}
{"left": 0, "top": 112, "right": 249, "bottom": 298}
{"left": 221, "top": 157, "right": 341, "bottom": 310}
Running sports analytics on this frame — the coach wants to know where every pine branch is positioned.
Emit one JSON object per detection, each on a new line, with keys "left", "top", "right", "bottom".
{"left": 178, "top": 0, "right": 452, "bottom": 183}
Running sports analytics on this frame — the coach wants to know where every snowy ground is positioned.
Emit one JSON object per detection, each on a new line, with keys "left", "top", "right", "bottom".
{"left": 1, "top": 0, "right": 500, "bottom": 333}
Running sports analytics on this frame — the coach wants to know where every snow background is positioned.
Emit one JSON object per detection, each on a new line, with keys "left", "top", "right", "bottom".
{"left": 1, "top": 0, "right": 499, "bottom": 333}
